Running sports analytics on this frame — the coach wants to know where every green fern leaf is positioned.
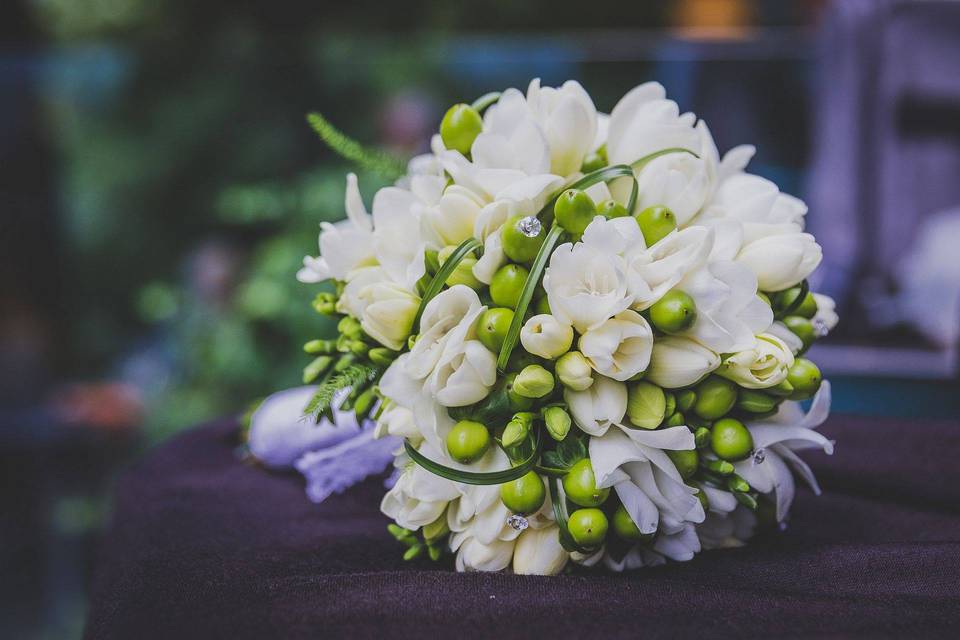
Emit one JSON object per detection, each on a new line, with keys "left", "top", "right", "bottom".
{"left": 302, "top": 361, "right": 382, "bottom": 421}
{"left": 306, "top": 112, "right": 406, "bottom": 179}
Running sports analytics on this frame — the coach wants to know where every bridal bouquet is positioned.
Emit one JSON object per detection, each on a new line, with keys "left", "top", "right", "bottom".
{"left": 250, "top": 79, "right": 838, "bottom": 575}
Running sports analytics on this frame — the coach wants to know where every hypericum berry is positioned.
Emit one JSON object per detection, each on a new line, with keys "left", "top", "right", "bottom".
{"left": 568, "top": 508, "right": 608, "bottom": 546}
{"left": 597, "top": 199, "right": 630, "bottom": 219}
{"left": 440, "top": 104, "right": 483, "bottom": 155}
{"left": 446, "top": 420, "right": 490, "bottom": 464}
{"left": 554, "top": 189, "right": 597, "bottom": 235}
{"left": 786, "top": 358, "right": 822, "bottom": 400}
{"left": 490, "top": 264, "right": 529, "bottom": 309}
{"left": 711, "top": 418, "right": 754, "bottom": 462}
{"left": 612, "top": 504, "right": 651, "bottom": 541}
{"left": 501, "top": 214, "right": 547, "bottom": 263}
{"left": 477, "top": 307, "right": 514, "bottom": 353}
{"left": 635, "top": 205, "right": 677, "bottom": 247}
{"left": 783, "top": 315, "right": 815, "bottom": 350}
{"left": 562, "top": 458, "right": 610, "bottom": 507}
{"left": 649, "top": 290, "right": 698, "bottom": 334}
{"left": 500, "top": 471, "right": 546, "bottom": 514}
{"left": 666, "top": 448, "right": 699, "bottom": 480}
{"left": 693, "top": 376, "right": 737, "bottom": 420}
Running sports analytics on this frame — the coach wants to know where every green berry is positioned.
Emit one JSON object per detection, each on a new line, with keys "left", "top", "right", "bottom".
{"left": 775, "top": 285, "right": 817, "bottom": 319}
{"left": 626, "top": 381, "right": 666, "bottom": 429}
{"left": 562, "top": 458, "right": 610, "bottom": 507}
{"left": 581, "top": 145, "right": 607, "bottom": 173}
{"left": 612, "top": 504, "right": 651, "bottom": 541}
{"left": 500, "top": 471, "right": 546, "bottom": 514}
{"left": 440, "top": 103, "right": 483, "bottom": 155}
{"left": 568, "top": 508, "right": 608, "bottom": 546}
{"left": 597, "top": 199, "right": 630, "bottom": 219}
{"left": 666, "top": 449, "right": 699, "bottom": 480}
{"left": 534, "top": 294, "right": 551, "bottom": 315}
{"left": 446, "top": 420, "right": 490, "bottom": 464}
{"left": 786, "top": 358, "right": 822, "bottom": 400}
{"left": 736, "top": 389, "right": 779, "bottom": 414}
{"left": 490, "top": 263, "right": 530, "bottom": 309}
{"left": 554, "top": 189, "right": 597, "bottom": 235}
{"left": 693, "top": 376, "right": 738, "bottom": 420}
{"left": 635, "top": 205, "right": 677, "bottom": 247}
{"left": 711, "top": 418, "right": 754, "bottom": 462}
{"left": 783, "top": 315, "right": 815, "bottom": 350}
{"left": 501, "top": 214, "right": 547, "bottom": 263}
{"left": 477, "top": 307, "right": 514, "bottom": 353}
{"left": 649, "top": 290, "right": 697, "bottom": 334}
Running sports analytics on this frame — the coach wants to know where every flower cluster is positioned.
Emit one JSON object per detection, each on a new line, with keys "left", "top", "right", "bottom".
{"left": 294, "top": 80, "right": 837, "bottom": 574}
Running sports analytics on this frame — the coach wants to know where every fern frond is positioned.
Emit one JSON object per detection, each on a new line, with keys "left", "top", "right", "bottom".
{"left": 302, "top": 361, "right": 382, "bottom": 421}
{"left": 306, "top": 112, "right": 406, "bottom": 179}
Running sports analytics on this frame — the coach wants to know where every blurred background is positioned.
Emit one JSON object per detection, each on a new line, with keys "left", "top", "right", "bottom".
{"left": 2, "top": 0, "right": 959, "bottom": 636}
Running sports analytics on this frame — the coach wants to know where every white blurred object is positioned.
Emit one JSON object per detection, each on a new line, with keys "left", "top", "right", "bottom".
{"left": 891, "top": 210, "right": 960, "bottom": 348}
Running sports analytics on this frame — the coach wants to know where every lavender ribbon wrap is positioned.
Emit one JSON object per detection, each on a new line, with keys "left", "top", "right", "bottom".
{"left": 247, "top": 386, "right": 399, "bottom": 503}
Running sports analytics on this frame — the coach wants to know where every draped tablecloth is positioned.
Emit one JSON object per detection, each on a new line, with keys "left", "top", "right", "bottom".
{"left": 84, "top": 415, "right": 960, "bottom": 639}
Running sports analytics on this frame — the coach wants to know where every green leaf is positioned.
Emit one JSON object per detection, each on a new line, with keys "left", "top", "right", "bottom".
{"left": 555, "top": 434, "right": 588, "bottom": 468}
{"left": 302, "top": 361, "right": 382, "bottom": 422}
{"left": 496, "top": 224, "right": 565, "bottom": 372}
{"left": 403, "top": 430, "right": 541, "bottom": 486}
{"left": 412, "top": 237, "right": 482, "bottom": 330}
{"left": 306, "top": 112, "right": 406, "bottom": 179}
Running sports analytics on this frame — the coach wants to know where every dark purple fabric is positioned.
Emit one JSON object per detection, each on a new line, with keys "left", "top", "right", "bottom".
{"left": 85, "top": 415, "right": 960, "bottom": 639}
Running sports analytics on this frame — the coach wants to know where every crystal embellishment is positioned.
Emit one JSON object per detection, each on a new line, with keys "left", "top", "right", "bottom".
{"left": 752, "top": 448, "right": 766, "bottom": 465}
{"left": 812, "top": 318, "right": 830, "bottom": 338}
{"left": 506, "top": 514, "right": 529, "bottom": 531}
{"left": 517, "top": 216, "right": 542, "bottom": 238}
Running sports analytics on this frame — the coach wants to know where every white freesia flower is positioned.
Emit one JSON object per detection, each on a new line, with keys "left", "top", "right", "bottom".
{"left": 525, "top": 78, "right": 598, "bottom": 176}
{"left": 603, "top": 523, "right": 702, "bottom": 571}
{"left": 472, "top": 227, "right": 506, "bottom": 285}
{"left": 513, "top": 525, "right": 569, "bottom": 575}
{"left": 520, "top": 313, "right": 574, "bottom": 359}
{"left": 543, "top": 239, "right": 632, "bottom": 333}
{"left": 767, "top": 320, "right": 805, "bottom": 355}
{"left": 406, "top": 285, "right": 485, "bottom": 380}
{"left": 380, "top": 443, "right": 462, "bottom": 529}
{"left": 419, "top": 185, "right": 486, "bottom": 249}
{"left": 451, "top": 534, "right": 516, "bottom": 572}
{"left": 812, "top": 293, "right": 839, "bottom": 335}
{"left": 734, "top": 383, "right": 834, "bottom": 522}
{"left": 646, "top": 336, "right": 720, "bottom": 388}
{"left": 371, "top": 184, "right": 433, "bottom": 290}
{"left": 580, "top": 214, "right": 644, "bottom": 256}
{"left": 336, "top": 266, "right": 385, "bottom": 319}
{"left": 565, "top": 375, "right": 627, "bottom": 436}
{"left": 297, "top": 173, "right": 375, "bottom": 283}
{"left": 428, "top": 340, "right": 497, "bottom": 407}
{"left": 717, "top": 333, "right": 795, "bottom": 389}
{"left": 373, "top": 403, "right": 419, "bottom": 442}
{"left": 736, "top": 223, "right": 822, "bottom": 292}
{"left": 606, "top": 82, "right": 701, "bottom": 167}
{"left": 379, "top": 356, "right": 455, "bottom": 451}
{"left": 626, "top": 226, "right": 712, "bottom": 311}
{"left": 631, "top": 122, "right": 720, "bottom": 226}
{"left": 355, "top": 281, "right": 420, "bottom": 351}
{"left": 674, "top": 260, "right": 774, "bottom": 353}
{"left": 578, "top": 310, "right": 653, "bottom": 381}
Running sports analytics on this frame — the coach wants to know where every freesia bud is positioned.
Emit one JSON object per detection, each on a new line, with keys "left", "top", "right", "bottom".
{"left": 646, "top": 336, "right": 721, "bottom": 388}
{"left": 520, "top": 313, "right": 574, "bottom": 359}
{"left": 356, "top": 282, "right": 420, "bottom": 351}
{"left": 736, "top": 227, "right": 822, "bottom": 292}
{"left": 579, "top": 310, "right": 654, "bottom": 381}
{"left": 512, "top": 525, "right": 569, "bottom": 576}
{"left": 543, "top": 406, "right": 572, "bottom": 440}
{"left": 625, "top": 381, "right": 666, "bottom": 429}
{"left": 512, "top": 364, "right": 555, "bottom": 399}
{"left": 556, "top": 351, "right": 594, "bottom": 391}
{"left": 501, "top": 412, "right": 534, "bottom": 448}
{"left": 717, "top": 333, "right": 794, "bottom": 389}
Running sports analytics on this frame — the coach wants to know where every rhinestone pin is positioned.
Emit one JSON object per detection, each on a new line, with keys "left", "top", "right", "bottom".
{"left": 812, "top": 318, "right": 830, "bottom": 338}
{"left": 506, "top": 514, "right": 529, "bottom": 531}
{"left": 752, "top": 448, "right": 766, "bottom": 465}
{"left": 517, "top": 216, "right": 542, "bottom": 238}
